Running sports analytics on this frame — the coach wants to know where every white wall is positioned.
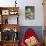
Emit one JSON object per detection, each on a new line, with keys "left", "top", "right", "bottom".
{"left": 0, "top": 0, "right": 44, "bottom": 26}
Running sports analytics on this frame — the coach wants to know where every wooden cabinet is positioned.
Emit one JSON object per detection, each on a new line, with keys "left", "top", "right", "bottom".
{"left": 0, "top": 7, "right": 20, "bottom": 46}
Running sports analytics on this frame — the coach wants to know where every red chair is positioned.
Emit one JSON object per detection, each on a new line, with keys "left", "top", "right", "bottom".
{"left": 21, "top": 28, "right": 41, "bottom": 46}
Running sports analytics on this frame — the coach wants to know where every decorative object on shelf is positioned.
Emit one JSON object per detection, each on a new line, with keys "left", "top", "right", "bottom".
{"left": 13, "top": 28, "right": 18, "bottom": 41}
{"left": 1, "top": 28, "right": 19, "bottom": 41}
{"left": 15, "top": 0, "right": 17, "bottom": 7}
{"left": 25, "top": 6, "right": 35, "bottom": 20}
{"left": 9, "top": 9, "right": 18, "bottom": 15}
{"left": 2, "top": 16, "right": 8, "bottom": 24}
{"left": 13, "top": 27, "right": 17, "bottom": 32}
{"left": 5, "top": 18, "right": 8, "bottom": 24}
{"left": 1, "top": 28, "right": 13, "bottom": 41}
{"left": 13, "top": 32, "right": 18, "bottom": 41}
{"left": 2, "top": 10, "right": 9, "bottom": 15}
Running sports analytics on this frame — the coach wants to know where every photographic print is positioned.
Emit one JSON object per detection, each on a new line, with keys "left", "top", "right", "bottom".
{"left": 2, "top": 10, "right": 9, "bottom": 15}
{"left": 25, "top": 6, "right": 35, "bottom": 20}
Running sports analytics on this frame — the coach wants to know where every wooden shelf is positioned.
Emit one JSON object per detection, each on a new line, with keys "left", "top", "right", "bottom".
{"left": 1, "top": 40, "right": 19, "bottom": 46}
{"left": 0, "top": 7, "right": 19, "bottom": 24}
{"left": 0, "top": 24, "right": 20, "bottom": 32}
{"left": 0, "top": 7, "right": 19, "bottom": 10}
{"left": 0, "top": 7, "right": 19, "bottom": 16}
{"left": 2, "top": 40, "right": 19, "bottom": 42}
{"left": 0, "top": 7, "right": 20, "bottom": 46}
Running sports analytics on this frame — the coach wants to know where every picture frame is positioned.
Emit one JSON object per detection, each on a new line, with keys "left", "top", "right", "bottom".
{"left": 2, "top": 10, "right": 9, "bottom": 15}
{"left": 25, "top": 6, "right": 35, "bottom": 20}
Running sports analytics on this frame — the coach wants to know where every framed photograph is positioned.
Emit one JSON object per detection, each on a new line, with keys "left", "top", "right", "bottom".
{"left": 2, "top": 10, "right": 9, "bottom": 15}
{"left": 25, "top": 6, "right": 35, "bottom": 20}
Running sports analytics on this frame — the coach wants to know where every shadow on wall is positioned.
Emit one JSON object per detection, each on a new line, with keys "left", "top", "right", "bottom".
{"left": 18, "top": 26, "right": 43, "bottom": 44}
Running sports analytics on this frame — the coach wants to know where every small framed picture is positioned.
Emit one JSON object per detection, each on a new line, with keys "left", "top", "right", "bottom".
{"left": 25, "top": 6, "right": 35, "bottom": 20}
{"left": 2, "top": 10, "right": 9, "bottom": 15}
